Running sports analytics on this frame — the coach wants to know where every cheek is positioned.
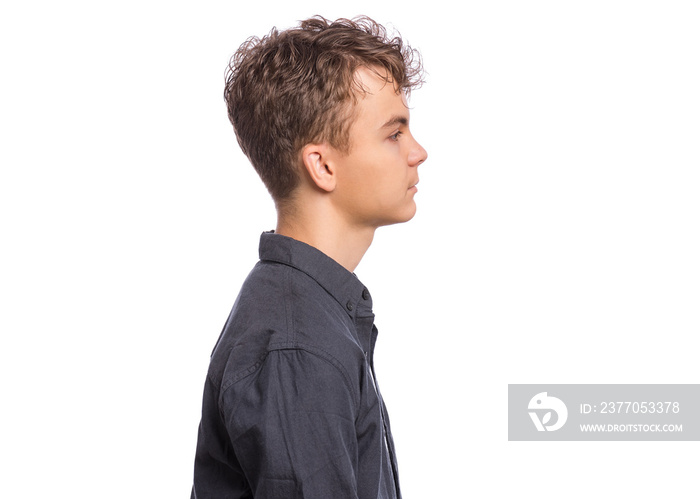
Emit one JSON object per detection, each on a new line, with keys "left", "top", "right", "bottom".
{"left": 338, "top": 146, "right": 404, "bottom": 199}
{"left": 343, "top": 153, "right": 383, "bottom": 187}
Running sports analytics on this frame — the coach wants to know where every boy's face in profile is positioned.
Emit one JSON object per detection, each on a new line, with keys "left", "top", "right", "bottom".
{"left": 328, "top": 67, "right": 428, "bottom": 229}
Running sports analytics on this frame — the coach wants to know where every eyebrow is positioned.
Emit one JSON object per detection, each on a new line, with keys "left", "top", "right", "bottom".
{"left": 380, "top": 115, "right": 409, "bottom": 129}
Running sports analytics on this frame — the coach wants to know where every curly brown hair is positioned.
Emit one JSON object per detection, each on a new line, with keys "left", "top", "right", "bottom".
{"left": 224, "top": 16, "right": 424, "bottom": 203}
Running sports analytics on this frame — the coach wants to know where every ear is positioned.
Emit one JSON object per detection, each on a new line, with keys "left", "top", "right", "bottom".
{"left": 300, "top": 143, "right": 336, "bottom": 193}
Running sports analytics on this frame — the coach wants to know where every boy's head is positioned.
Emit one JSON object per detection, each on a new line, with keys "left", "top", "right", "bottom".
{"left": 224, "top": 16, "right": 424, "bottom": 207}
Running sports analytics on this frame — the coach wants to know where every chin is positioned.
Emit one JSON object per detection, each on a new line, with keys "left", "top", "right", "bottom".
{"left": 401, "top": 206, "right": 418, "bottom": 223}
{"left": 377, "top": 203, "right": 417, "bottom": 227}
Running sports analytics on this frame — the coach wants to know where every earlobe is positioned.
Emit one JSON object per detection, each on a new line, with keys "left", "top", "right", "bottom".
{"left": 301, "top": 143, "right": 336, "bottom": 193}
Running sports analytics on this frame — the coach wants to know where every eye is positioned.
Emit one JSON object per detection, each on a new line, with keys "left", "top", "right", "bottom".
{"left": 389, "top": 131, "right": 403, "bottom": 141}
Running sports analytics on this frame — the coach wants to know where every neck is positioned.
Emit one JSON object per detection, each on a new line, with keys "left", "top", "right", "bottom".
{"left": 275, "top": 196, "right": 375, "bottom": 273}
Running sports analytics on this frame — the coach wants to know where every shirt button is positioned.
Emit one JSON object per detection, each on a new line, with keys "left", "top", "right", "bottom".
{"left": 362, "top": 289, "right": 370, "bottom": 300}
{"left": 346, "top": 301, "right": 354, "bottom": 311}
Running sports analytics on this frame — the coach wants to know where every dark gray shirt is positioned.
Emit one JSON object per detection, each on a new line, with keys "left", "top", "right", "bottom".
{"left": 192, "top": 232, "right": 401, "bottom": 498}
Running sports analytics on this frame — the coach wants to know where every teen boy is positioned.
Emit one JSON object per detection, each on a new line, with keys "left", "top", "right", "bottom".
{"left": 191, "top": 16, "right": 427, "bottom": 499}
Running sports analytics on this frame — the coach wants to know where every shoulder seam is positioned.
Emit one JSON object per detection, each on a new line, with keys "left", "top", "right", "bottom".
{"left": 219, "top": 342, "right": 360, "bottom": 409}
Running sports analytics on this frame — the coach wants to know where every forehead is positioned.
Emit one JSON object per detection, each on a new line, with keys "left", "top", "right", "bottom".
{"left": 351, "top": 67, "right": 409, "bottom": 126}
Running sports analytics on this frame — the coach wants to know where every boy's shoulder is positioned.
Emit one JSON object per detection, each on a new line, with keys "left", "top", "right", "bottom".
{"left": 205, "top": 233, "right": 370, "bottom": 393}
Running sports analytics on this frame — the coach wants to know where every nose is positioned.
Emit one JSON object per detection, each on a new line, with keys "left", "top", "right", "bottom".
{"left": 408, "top": 136, "right": 428, "bottom": 167}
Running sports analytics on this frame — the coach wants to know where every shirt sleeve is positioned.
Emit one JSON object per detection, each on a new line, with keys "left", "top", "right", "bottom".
{"left": 221, "top": 348, "right": 360, "bottom": 499}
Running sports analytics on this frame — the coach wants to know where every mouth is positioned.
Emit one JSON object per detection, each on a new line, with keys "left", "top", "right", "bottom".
{"left": 408, "top": 180, "right": 419, "bottom": 192}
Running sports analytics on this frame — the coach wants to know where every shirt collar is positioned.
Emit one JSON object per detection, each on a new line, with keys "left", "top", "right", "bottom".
{"left": 258, "top": 231, "right": 373, "bottom": 318}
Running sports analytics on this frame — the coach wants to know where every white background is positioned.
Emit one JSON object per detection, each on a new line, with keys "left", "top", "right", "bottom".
{"left": 1, "top": 1, "right": 698, "bottom": 497}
